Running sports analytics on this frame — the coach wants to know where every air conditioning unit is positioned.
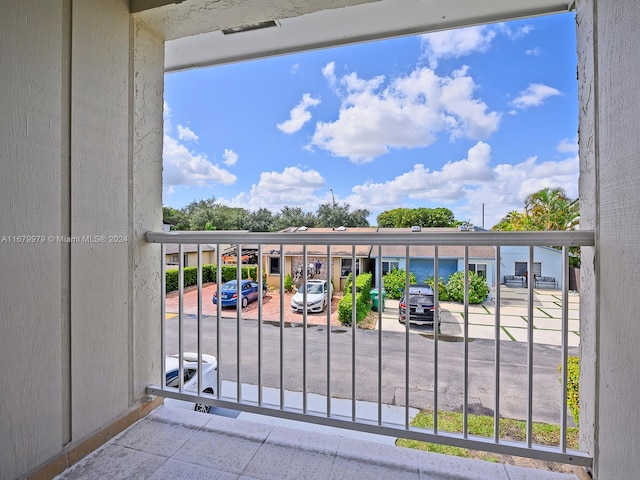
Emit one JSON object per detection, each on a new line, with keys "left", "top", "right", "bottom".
{"left": 411, "top": 225, "right": 421, "bottom": 232}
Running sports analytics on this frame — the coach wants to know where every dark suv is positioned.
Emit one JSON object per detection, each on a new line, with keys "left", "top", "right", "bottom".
{"left": 398, "top": 285, "right": 440, "bottom": 326}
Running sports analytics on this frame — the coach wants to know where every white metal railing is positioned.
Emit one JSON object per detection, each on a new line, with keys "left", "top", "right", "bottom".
{"left": 146, "top": 229, "right": 594, "bottom": 467}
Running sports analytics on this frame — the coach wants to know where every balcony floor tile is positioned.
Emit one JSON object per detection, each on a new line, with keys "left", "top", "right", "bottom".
{"left": 55, "top": 406, "right": 579, "bottom": 480}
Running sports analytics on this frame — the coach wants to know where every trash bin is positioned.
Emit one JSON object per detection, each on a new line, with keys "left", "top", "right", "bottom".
{"left": 370, "top": 288, "right": 386, "bottom": 312}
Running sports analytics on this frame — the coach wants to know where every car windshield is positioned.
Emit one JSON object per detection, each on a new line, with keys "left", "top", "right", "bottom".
{"left": 299, "top": 283, "right": 323, "bottom": 294}
{"left": 409, "top": 294, "right": 433, "bottom": 305}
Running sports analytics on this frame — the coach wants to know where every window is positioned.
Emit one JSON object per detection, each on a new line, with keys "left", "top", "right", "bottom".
{"left": 168, "top": 254, "right": 179, "bottom": 264}
{"left": 468, "top": 263, "right": 487, "bottom": 278}
{"left": 165, "top": 368, "right": 196, "bottom": 388}
{"left": 269, "top": 257, "right": 280, "bottom": 274}
{"left": 341, "top": 258, "right": 360, "bottom": 277}
{"left": 382, "top": 261, "right": 399, "bottom": 275}
{"left": 514, "top": 261, "right": 541, "bottom": 276}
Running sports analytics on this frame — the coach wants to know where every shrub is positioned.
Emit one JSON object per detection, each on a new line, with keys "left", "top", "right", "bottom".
{"left": 165, "top": 266, "right": 197, "bottom": 294}
{"left": 165, "top": 264, "right": 257, "bottom": 293}
{"left": 284, "top": 274, "right": 294, "bottom": 292}
{"left": 338, "top": 273, "right": 373, "bottom": 326}
{"left": 383, "top": 269, "right": 417, "bottom": 300}
{"left": 445, "top": 271, "right": 489, "bottom": 304}
{"left": 563, "top": 356, "right": 580, "bottom": 425}
{"left": 425, "top": 276, "right": 450, "bottom": 301}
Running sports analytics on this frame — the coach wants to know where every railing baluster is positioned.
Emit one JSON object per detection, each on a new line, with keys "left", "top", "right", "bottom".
{"left": 326, "top": 245, "right": 332, "bottom": 418}
{"left": 377, "top": 244, "right": 383, "bottom": 426}
{"left": 463, "top": 246, "right": 469, "bottom": 438}
{"left": 494, "top": 245, "right": 501, "bottom": 443}
{"left": 560, "top": 246, "right": 569, "bottom": 452}
{"left": 433, "top": 246, "right": 439, "bottom": 434}
{"left": 279, "top": 244, "right": 285, "bottom": 410}
{"left": 178, "top": 244, "right": 184, "bottom": 392}
{"left": 197, "top": 244, "right": 203, "bottom": 396}
{"left": 258, "top": 243, "right": 263, "bottom": 406}
{"left": 405, "top": 246, "right": 410, "bottom": 429}
{"left": 236, "top": 245, "right": 242, "bottom": 402}
{"left": 351, "top": 245, "right": 357, "bottom": 422}
{"left": 216, "top": 244, "right": 222, "bottom": 399}
{"left": 160, "top": 243, "right": 166, "bottom": 391}
{"left": 527, "top": 246, "right": 535, "bottom": 447}
{"left": 303, "top": 246, "right": 308, "bottom": 413}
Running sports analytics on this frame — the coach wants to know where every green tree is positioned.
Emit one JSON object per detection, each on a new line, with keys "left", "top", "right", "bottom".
{"left": 492, "top": 187, "right": 581, "bottom": 266}
{"left": 244, "top": 208, "right": 275, "bottom": 232}
{"left": 162, "top": 206, "right": 189, "bottom": 230}
{"left": 316, "top": 201, "right": 370, "bottom": 228}
{"left": 271, "top": 206, "right": 317, "bottom": 231}
{"left": 493, "top": 187, "right": 579, "bottom": 232}
{"left": 377, "top": 207, "right": 459, "bottom": 228}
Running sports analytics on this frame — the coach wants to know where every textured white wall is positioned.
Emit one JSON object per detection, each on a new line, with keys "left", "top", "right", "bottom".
{"left": 577, "top": 0, "right": 640, "bottom": 478}
{"left": 0, "top": 2, "right": 66, "bottom": 477}
{"left": 0, "top": 1, "right": 164, "bottom": 478}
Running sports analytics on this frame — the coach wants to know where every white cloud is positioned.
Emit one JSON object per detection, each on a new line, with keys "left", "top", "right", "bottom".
{"left": 322, "top": 61, "right": 337, "bottom": 86}
{"left": 226, "top": 166, "right": 327, "bottom": 211}
{"left": 308, "top": 66, "right": 500, "bottom": 163}
{"left": 511, "top": 83, "right": 561, "bottom": 110}
{"left": 177, "top": 125, "right": 198, "bottom": 141}
{"left": 498, "top": 23, "right": 534, "bottom": 40}
{"left": 277, "top": 93, "right": 321, "bottom": 134}
{"left": 291, "top": 63, "right": 300, "bottom": 74}
{"left": 556, "top": 137, "right": 578, "bottom": 153}
{"left": 223, "top": 148, "right": 238, "bottom": 166}
{"left": 163, "top": 103, "right": 237, "bottom": 194}
{"left": 525, "top": 47, "right": 541, "bottom": 56}
{"left": 420, "top": 25, "right": 497, "bottom": 68}
{"left": 342, "top": 141, "right": 578, "bottom": 227}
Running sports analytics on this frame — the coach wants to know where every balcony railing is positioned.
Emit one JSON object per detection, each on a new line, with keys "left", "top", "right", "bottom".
{"left": 146, "top": 229, "right": 594, "bottom": 468}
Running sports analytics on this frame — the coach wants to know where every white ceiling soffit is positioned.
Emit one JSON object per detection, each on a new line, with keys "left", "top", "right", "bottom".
{"left": 133, "top": 0, "right": 573, "bottom": 73}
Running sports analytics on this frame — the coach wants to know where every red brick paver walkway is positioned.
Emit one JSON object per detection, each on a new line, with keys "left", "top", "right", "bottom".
{"left": 165, "top": 283, "right": 343, "bottom": 326}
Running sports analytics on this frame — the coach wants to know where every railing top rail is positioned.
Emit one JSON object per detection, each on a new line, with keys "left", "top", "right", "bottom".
{"left": 146, "top": 230, "right": 594, "bottom": 247}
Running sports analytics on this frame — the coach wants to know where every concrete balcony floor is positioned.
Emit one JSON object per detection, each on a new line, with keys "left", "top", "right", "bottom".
{"left": 54, "top": 406, "right": 578, "bottom": 480}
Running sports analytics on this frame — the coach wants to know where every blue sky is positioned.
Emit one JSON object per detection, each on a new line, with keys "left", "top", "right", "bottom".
{"left": 163, "top": 12, "right": 578, "bottom": 228}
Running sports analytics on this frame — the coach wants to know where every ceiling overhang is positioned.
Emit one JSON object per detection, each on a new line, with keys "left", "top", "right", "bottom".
{"left": 132, "top": 0, "right": 573, "bottom": 73}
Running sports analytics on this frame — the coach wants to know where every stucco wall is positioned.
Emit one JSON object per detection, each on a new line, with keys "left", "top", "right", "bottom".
{"left": 0, "top": 1, "right": 163, "bottom": 478}
{"left": 577, "top": 0, "right": 640, "bottom": 478}
{"left": 0, "top": 1, "right": 67, "bottom": 476}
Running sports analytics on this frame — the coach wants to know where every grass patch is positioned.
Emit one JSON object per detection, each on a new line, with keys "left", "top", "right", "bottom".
{"left": 396, "top": 409, "right": 579, "bottom": 460}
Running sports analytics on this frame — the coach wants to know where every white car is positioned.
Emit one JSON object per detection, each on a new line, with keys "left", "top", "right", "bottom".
{"left": 164, "top": 352, "right": 217, "bottom": 413}
{"left": 291, "top": 279, "right": 332, "bottom": 313}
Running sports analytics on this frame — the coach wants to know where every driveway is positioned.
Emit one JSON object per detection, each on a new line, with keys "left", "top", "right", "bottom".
{"left": 377, "top": 287, "right": 580, "bottom": 347}
{"left": 166, "top": 285, "right": 580, "bottom": 347}
{"left": 166, "top": 283, "right": 343, "bottom": 326}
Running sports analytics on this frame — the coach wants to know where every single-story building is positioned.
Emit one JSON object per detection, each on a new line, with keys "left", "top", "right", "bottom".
{"left": 165, "top": 244, "right": 217, "bottom": 269}
{"left": 500, "top": 245, "right": 564, "bottom": 290}
{"left": 371, "top": 230, "right": 497, "bottom": 287}
{"left": 261, "top": 227, "right": 375, "bottom": 291}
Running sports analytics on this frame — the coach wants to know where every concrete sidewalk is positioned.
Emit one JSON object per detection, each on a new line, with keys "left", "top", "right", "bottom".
{"left": 377, "top": 288, "right": 579, "bottom": 347}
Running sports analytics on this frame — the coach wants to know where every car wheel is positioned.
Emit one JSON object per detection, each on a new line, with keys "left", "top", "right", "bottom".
{"left": 241, "top": 296, "right": 248, "bottom": 308}
{"left": 194, "top": 388, "right": 214, "bottom": 414}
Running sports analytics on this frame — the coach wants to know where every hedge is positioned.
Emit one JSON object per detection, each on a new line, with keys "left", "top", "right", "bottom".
{"left": 563, "top": 356, "right": 580, "bottom": 426}
{"left": 165, "top": 265, "right": 258, "bottom": 294}
{"left": 338, "top": 272, "right": 372, "bottom": 326}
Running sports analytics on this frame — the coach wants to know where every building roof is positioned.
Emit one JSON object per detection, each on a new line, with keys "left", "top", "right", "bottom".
{"left": 164, "top": 244, "right": 217, "bottom": 255}
{"left": 260, "top": 227, "right": 494, "bottom": 259}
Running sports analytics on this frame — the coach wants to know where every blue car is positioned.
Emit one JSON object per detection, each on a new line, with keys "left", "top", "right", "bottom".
{"left": 212, "top": 280, "right": 266, "bottom": 308}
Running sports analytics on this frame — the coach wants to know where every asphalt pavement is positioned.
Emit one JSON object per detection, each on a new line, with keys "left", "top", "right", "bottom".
{"left": 163, "top": 310, "right": 578, "bottom": 426}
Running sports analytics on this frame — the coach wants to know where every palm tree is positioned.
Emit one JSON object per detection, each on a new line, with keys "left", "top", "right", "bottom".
{"left": 523, "top": 187, "right": 579, "bottom": 230}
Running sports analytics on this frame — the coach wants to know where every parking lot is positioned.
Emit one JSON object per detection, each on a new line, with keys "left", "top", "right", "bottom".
{"left": 166, "top": 285, "right": 580, "bottom": 347}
